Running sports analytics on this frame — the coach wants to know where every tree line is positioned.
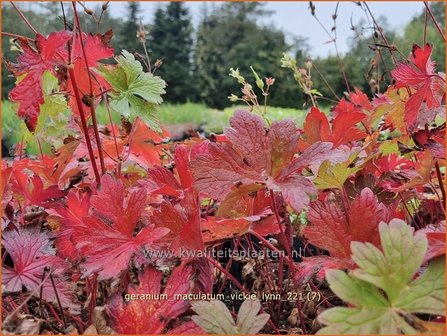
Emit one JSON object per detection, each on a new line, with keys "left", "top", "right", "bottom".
{"left": 2, "top": 2, "right": 445, "bottom": 109}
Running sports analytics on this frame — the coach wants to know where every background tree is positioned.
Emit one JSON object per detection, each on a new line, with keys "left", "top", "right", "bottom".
{"left": 195, "top": 2, "right": 308, "bottom": 109}
{"left": 148, "top": 2, "right": 194, "bottom": 103}
{"left": 395, "top": 2, "right": 445, "bottom": 71}
{"left": 117, "top": 2, "right": 144, "bottom": 54}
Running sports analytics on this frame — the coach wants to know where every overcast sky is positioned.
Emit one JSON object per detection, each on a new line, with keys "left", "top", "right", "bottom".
{"left": 106, "top": 1, "right": 424, "bottom": 57}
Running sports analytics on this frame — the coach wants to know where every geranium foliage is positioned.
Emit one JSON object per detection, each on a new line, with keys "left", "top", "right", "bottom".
{"left": 1, "top": 5, "right": 445, "bottom": 335}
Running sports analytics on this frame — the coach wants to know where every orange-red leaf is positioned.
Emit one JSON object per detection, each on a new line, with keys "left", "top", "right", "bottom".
{"left": 106, "top": 263, "right": 194, "bottom": 334}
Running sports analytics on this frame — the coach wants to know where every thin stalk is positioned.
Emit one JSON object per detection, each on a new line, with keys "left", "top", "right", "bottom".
{"left": 434, "top": 161, "right": 446, "bottom": 208}
{"left": 68, "top": 66, "right": 101, "bottom": 184}
{"left": 60, "top": 2, "right": 68, "bottom": 30}
{"left": 18, "top": 136, "right": 24, "bottom": 160}
{"left": 36, "top": 138, "right": 44, "bottom": 160}
{"left": 3, "top": 269, "right": 53, "bottom": 326}
{"left": 423, "top": 2, "right": 446, "bottom": 42}
{"left": 312, "top": 61, "right": 341, "bottom": 100}
{"left": 269, "top": 191, "right": 293, "bottom": 258}
{"left": 363, "top": 2, "right": 398, "bottom": 63}
{"left": 49, "top": 272, "right": 67, "bottom": 329}
{"left": 10, "top": 2, "right": 37, "bottom": 34}
{"left": 38, "top": 267, "right": 48, "bottom": 318}
{"left": 423, "top": 7, "right": 428, "bottom": 46}
{"left": 103, "top": 93, "right": 121, "bottom": 173}
{"left": 72, "top": 3, "right": 106, "bottom": 174}
{"left": 1, "top": 31, "right": 34, "bottom": 40}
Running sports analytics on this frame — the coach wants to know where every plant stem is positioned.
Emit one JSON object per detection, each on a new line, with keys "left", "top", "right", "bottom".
{"left": 10, "top": 2, "right": 37, "bottom": 34}
{"left": 423, "top": 2, "right": 446, "bottom": 42}
{"left": 72, "top": 2, "right": 106, "bottom": 175}
{"left": 1, "top": 31, "right": 34, "bottom": 40}
{"left": 68, "top": 66, "right": 101, "bottom": 184}
{"left": 434, "top": 161, "right": 446, "bottom": 208}
{"left": 49, "top": 272, "right": 67, "bottom": 329}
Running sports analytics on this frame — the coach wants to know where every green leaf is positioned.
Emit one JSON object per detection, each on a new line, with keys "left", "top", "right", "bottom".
{"left": 318, "top": 219, "right": 446, "bottom": 334}
{"left": 394, "top": 257, "right": 445, "bottom": 316}
{"left": 352, "top": 219, "right": 427, "bottom": 301}
{"left": 314, "top": 159, "right": 361, "bottom": 190}
{"left": 325, "top": 270, "right": 388, "bottom": 308}
{"left": 20, "top": 71, "right": 73, "bottom": 149}
{"left": 191, "top": 300, "right": 270, "bottom": 334}
{"left": 318, "top": 307, "right": 418, "bottom": 335}
{"left": 96, "top": 50, "right": 166, "bottom": 132}
{"left": 191, "top": 300, "right": 239, "bottom": 334}
{"left": 236, "top": 300, "right": 270, "bottom": 334}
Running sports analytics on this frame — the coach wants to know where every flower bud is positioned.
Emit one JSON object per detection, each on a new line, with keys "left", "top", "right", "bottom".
{"left": 228, "top": 94, "right": 239, "bottom": 102}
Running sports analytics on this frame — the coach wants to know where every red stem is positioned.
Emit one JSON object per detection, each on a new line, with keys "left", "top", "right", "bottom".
{"left": 269, "top": 191, "right": 292, "bottom": 257}
{"left": 72, "top": 2, "right": 106, "bottom": 175}
{"left": 18, "top": 135, "right": 24, "bottom": 160}
{"left": 1, "top": 31, "right": 34, "bottom": 40}
{"left": 37, "top": 138, "right": 44, "bottom": 160}
{"left": 10, "top": 2, "right": 37, "bottom": 34}
{"left": 423, "top": 1, "right": 446, "bottom": 42}
{"left": 49, "top": 272, "right": 67, "bottom": 329}
{"left": 68, "top": 66, "right": 101, "bottom": 184}
{"left": 435, "top": 161, "right": 446, "bottom": 208}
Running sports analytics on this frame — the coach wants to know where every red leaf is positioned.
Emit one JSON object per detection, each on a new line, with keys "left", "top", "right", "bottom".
{"left": 191, "top": 110, "right": 348, "bottom": 211}
{"left": 65, "top": 32, "right": 114, "bottom": 118}
{"left": 214, "top": 186, "right": 280, "bottom": 237}
{"left": 146, "top": 166, "right": 182, "bottom": 197}
{"left": 119, "top": 117, "right": 168, "bottom": 168}
{"left": 143, "top": 142, "right": 207, "bottom": 197}
{"left": 152, "top": 192, "right": 204, "bottom": 255}
{"left": 267, "top": 174, "right": 316, "bottom": 213}
{"left": 91, "top": 174, "right": 146, "bottom": 236}
{"left": 174, "top": 144, "right": 195, "bottom": 189}
{"left": 349, "top": 87, "right": 373, "bottom": 111}
{"left": 1, "top": 161, "right": 13, "bottom": 212}
{"left": 106, "top": 263, "right": 194, "bottom": 334}
{"left": 303, "top": 188, "right": 387, "bottom": 259}
{"left": 2, "top": 226, "right": 79, "bottom": 313}
{"left": 11, "top": 169, "right": 64, "bottom": 208}
{"left": 201, "top": 217, "right": 251, "bottom": 244}
{"left": 72, "top": 175, "right": 168, "bottom": 279}
{"left": 52, "top": 190, "right": 91, "bottom": 260}
{"left": 224, "top": 110, "right": 270, "bottom": 174}
{"left": 8, "top": 32, "right": 71, "bottom": 131}
{"left": 391, "top": 44, "right": 444, "bottom": 130}
{"left": 303, "top": 201, "right": 351, "bottom": 258}
{"left": 298, "top": 107, "right": 366, "bottom": 149}
{"left": 420, "top": 222, "right": 446, "bottom": 262}
{"left": 295, "top": 256, "right": 354, "bottom": 284}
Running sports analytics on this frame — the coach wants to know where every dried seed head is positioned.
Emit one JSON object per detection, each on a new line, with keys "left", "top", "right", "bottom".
{"left": 154, "top": 59, "right": 163, "bottom": 69}
{"left": 305, "top": 59, "right": 313, "bottom": 69}
{"left": 84, "top": 7, "right": 94, "bottom": 16}
{"left": 102, "top": 2, "right": 109, "bottom": 11}
{"left": 136, "top": 22, "right": 148, "bottom": 43}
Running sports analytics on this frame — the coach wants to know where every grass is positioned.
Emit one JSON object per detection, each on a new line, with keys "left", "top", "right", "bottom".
{"left": 2, "top": 100, "right": 315, "bottom": 155}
